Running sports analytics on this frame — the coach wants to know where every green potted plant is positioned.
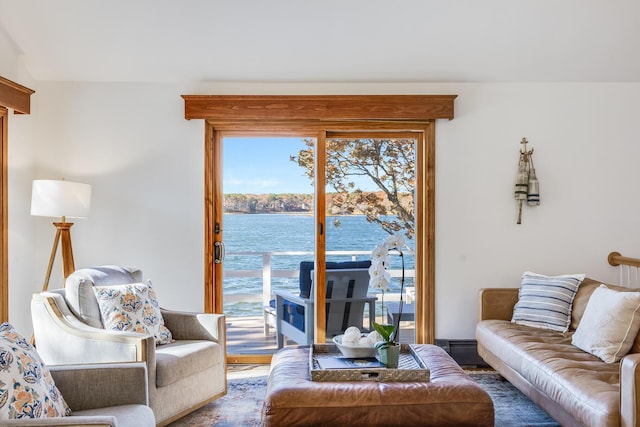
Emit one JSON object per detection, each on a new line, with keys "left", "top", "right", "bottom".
{"left": 372, "top": 321, "right": 400, "bottom": 368}
{"left": 369, "top": 234, "right": 407, "bottom": 368}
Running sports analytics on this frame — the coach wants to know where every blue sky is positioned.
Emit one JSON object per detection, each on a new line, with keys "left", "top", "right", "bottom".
{"left": 223, "top": 137, "right": 313, "bottom": 194}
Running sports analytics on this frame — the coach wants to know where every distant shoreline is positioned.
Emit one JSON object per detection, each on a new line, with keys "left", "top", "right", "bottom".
{"left": 224, "top": 211, "right": 313, "bottom": 215}
{"left": 223, "top": 191, "right": 408, "bottom": 215}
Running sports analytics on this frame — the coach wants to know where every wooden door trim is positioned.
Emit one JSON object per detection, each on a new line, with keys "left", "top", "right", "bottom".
{"left": 187, "top": 94, "right": 456, "bottom": 362}
{"left": 0, "top": 76, "right": 34, "bottom": 115}
{"left": 415, "top": 123, "right": 436, "bottom": 344}
{"left": 183, "top": 95, "right": 456, "bottom": 121}
{"left": 314, "top": 131, "right": 327, "bottom": 345}
{"left": 0, "top": 107, "right": 7, "bottom": 323}
{"left": 0, "top": 76, "right": 34, "bottom": 323}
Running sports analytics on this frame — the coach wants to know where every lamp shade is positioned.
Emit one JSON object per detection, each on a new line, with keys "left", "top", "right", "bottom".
{"left": 31, "top": 180, "right": 92, "bottom": 219}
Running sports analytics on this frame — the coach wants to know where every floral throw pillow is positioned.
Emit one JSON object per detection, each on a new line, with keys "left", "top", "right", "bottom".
{"left": 0, "top": 323, "right": 71, "bottom": 419}
{"left": 93, "top": 280, "right": 173, "bottom": 345}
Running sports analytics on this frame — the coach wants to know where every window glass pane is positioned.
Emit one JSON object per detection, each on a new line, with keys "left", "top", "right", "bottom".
{"left": 222, "top": 136, "right": 313, "bottom": 354}
{"left": 324, "top": 137, "right": 416, "bottom": 344}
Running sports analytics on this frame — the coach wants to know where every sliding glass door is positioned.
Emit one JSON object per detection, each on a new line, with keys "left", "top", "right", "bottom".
{"left": 207, "top": 123, "right": 431, "bottom": 364}
{"left": 323, "top": 133, "right": 417, "bottom": 343}
{"left": 216, "top": 132, "right": 419, "bottom": 361}
{"left": 220, "top": 136, "right": 315, "bottom": 360}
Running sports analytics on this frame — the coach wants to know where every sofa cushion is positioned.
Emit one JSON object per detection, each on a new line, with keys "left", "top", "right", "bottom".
{"left": 73, "top": 404, "right": 155, "bottom": 427}
{"left": 571, "top": 279, "right": 640, "bottom": 354}
{"left": 0, "top": 323, "right": 71, "bottom": 419}
{"left": 155, "top": 340, "right": 222, "bottom": 387}
{"left": 93, "top": 280, "right": 173, "bottom": 345}
{"left": 570, "top": 277, "right": 606, "bottom": 330}
{"left": 477, "top": 319, "right": 621, "bottom": 426}
{"left": 511, "top": 271, "right": 584, "bottom": 332}
{"left": 572, "top": 284, "right": 640, "bottom": 363}
{"left": 65, "top": 266, "right": 142, "bottom": 328}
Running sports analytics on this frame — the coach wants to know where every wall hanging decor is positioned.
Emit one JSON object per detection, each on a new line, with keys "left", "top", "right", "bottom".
{"left": 514, "top": 137, "right": 540, "bottom": 224}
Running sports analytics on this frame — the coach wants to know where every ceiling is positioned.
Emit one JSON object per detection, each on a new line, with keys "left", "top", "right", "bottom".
{"left": 0, "top": 0, "right": 639, "bottom": 84}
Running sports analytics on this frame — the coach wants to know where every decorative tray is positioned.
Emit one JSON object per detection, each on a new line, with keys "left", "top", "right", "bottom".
{"left": 309, "top": 343, "right": 430, "bottom": 382}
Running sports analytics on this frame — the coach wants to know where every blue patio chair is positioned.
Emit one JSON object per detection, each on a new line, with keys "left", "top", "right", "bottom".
{"left": 272, "top": 260, "right": 375, "bottom": 348}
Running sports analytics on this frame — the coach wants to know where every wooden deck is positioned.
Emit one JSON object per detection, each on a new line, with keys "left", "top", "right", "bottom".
{"left": 226, "top": 316, "right": 415, "bottom": 355}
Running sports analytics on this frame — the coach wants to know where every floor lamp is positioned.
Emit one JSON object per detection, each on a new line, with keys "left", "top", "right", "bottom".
{"left": 31, "top": 179, "right": 92, "bottom": 291}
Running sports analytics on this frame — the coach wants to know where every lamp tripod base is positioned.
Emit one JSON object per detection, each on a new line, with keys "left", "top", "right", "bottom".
{"left": 41, "top": 222, "right": 76, "bottom": 292}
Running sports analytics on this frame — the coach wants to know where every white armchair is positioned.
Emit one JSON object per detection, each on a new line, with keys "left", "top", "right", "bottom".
{"left": 1, "top": 363, "right": 155, "bottom": 427}
{"left": 31, "top": 266, "right": 226, "bottom": 426}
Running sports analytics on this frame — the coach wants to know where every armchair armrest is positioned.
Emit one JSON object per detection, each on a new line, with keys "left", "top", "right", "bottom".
{"left": 31, "top": 293, "right": 153, "bottom": 365}
{"left": 49, "top": 363, "right": 149, "bottom": 410}
{"left": 0, "top": 364, "right": 150, "bottom": 427}
{"left": 326, "top": 295, "right": 377, "bottom": 303}
{"left": 478, "top": 288, "right": 519, "bottom": 321}
{"left": 621, "top": 353, "right": 640, "bottom": 427}
{"left": 273, "top": 289, "right": 310, "bottom": 306}
{"left": 273, "top": 290, "right": 376, "bottom": 305}
{"left": 161, "top": 309, "right": 226, "bottom": 344}
{"left": 274, "top": 290, "right": 313, "bottom": 348}
{"left": 0, "top": 416, "right": 117, "bottom": 426}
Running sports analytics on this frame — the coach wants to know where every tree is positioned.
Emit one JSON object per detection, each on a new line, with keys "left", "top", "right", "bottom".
{"left": 293, "top": 138, "right": 415, "bottom": 239}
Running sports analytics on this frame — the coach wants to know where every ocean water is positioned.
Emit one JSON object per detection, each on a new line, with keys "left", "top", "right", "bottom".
{"left": 223, "top": 213, "right": 415, "bottom": 316}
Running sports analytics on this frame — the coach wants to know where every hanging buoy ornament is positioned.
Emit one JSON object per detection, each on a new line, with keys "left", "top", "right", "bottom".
{"left": 514, "top": 153, "right": 528, "bottom": 224}
{"left": 527, "top": 152, "right": 540, "bottom": 206}
{"left": 514, "top": 138, "right": 540, "bottom": 224}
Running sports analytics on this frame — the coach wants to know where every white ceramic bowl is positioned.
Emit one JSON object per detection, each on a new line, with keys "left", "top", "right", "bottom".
{"left": 333, "top": 334, "right": 377, "bottom": 358}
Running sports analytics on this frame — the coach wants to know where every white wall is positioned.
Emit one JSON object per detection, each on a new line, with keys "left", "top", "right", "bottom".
{"left": 435, "top": 83, "right": 640, "bottom": 337}
{"left": 0, "top": 28, "right": 39, "bottom": 335}
{"left": 5, "top": 79, "right": 640, "bottom": 338}
{"left": 28, "top": 82, "right": 205, "bottom": 314}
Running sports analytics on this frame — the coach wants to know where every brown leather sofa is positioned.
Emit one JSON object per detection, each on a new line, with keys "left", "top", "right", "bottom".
{"left": 476, "top": 278, "right": 640, "bottom": 427}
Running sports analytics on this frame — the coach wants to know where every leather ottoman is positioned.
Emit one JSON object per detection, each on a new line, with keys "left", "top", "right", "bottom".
{"left": 262, "top": 344, "right": 494, "bottom": 426}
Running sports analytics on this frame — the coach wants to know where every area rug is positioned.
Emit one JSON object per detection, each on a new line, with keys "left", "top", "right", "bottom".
{"left": 167, "top": 372, "right": 559, "bottom": 426}
{"left": 471, "top": 371, "right": 559, "bottom": 427}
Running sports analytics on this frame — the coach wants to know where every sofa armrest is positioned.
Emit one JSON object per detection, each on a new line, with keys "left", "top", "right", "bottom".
{"left": 478, "top": 288, "right": 519, "bottom": 321}
{"left": 621, "top": 353, "right": 640, "bottom": 427}
{"left": 31, "top": 293, "right": 153, "bottom": 365}
{"left": 161, "top": 309, "right": 226, "bottom": 344}
{"left": 0, "top": 417, "right": 116, "bottom": 426}
{"left": 49, "top": 363, "right": 149, "bottom": 410}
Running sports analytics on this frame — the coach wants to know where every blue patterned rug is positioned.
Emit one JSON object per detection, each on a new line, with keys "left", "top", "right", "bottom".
{"left": 471, "top": 372, "right": 559, "bottom": 427}
{"left": 168, "top": 371, "right": 559, "bottom": 426}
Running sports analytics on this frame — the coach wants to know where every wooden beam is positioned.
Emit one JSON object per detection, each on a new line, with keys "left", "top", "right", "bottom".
{"left": 0, "top": 108, "right": 6, "bottom": 323}
{"left": 0, "top": 76, "right": 35, "bottom": 115}
{"left": 0, "top": 77, "right": 34, "bottom": 324}
{"left": 183, "top": 95, "right": 456, "bottom": 121}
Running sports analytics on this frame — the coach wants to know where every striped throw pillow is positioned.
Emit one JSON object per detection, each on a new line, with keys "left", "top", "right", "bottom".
{"left": 511, "top": 272, "right": 585, "bottom": 332}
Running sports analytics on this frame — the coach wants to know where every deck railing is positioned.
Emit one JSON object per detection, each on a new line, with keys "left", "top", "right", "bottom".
{"left": 223, "top": 250, "right": 415, "bottom": 308}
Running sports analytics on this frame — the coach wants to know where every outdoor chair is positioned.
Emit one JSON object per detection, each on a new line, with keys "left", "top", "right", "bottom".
{"left": 273, "top": 261, "right": 375, "bottom": 348}
{"left": 263, "top": 260, "right": 373, "bottom": 335}
{"left": 31, "top": 265, "right": 226, "bottom": 427}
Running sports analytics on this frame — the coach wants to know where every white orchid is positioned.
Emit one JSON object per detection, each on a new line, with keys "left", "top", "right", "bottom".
{"left": 370, "top": 244, "right": 390, "bottom": 266}
{"left": 369, "top": 234, "right": 405, "bottom": 291}
{"left": 368, "top": 233, "right": 407, "bottom": 347}
{"left": 368, "top": 262, "right": 391, "bottom": 291}
{"left": 384, "top": 234, "right": 405, "bottom": 251}
{"left": 370, "top": 275, "right": 390, "bottom": 291}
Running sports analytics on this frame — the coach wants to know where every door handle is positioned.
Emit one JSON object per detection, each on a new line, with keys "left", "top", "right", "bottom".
{"left": 214, "top": 241, "right": 225, "bottom": 264}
